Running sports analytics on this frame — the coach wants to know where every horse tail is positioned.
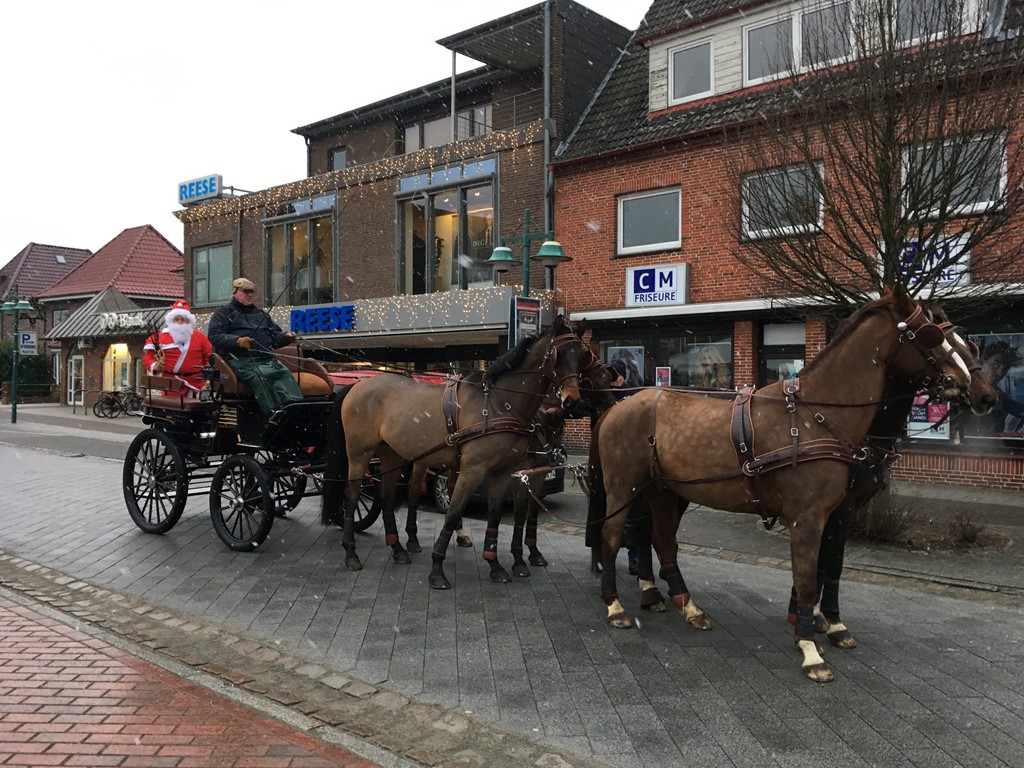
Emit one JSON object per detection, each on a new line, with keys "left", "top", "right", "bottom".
{"left": 321, "top": 384, "right": 352, "bottom": 526}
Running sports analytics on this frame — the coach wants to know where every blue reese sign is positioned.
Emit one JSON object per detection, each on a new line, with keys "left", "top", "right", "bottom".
{"left": 290, "top": 305, "right": 356, "bottom": 334}
{"left": 178, "top": 174, "right": 223, "bottom": 206}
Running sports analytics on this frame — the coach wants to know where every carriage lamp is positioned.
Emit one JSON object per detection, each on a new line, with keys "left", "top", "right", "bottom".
{"left": 486, "top": 246, "right": 521, "bottom": 286}
{"left": 1, "top": 286, "right": 36, "bottom": 425}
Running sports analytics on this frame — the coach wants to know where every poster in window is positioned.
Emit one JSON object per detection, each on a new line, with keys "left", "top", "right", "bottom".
{"left": 958, "top": 333, "right": 1024, "bottom": 441}
{"left": 907, "top": 394, "right": 950, "bottom": 440}
{"left": 655, "top": 366, "right": 671, "bottom": 387}
{"left": 608, "top": 346, "right": 644, "bottom": 388}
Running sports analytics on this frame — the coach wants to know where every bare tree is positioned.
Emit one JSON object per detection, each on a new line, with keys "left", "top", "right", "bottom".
{"left": 723, "top": 0, "right": 1024, "bottom": 312}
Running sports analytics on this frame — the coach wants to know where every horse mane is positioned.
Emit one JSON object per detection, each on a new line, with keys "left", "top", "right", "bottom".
{"left": 484, "top": 332, "right": 542, "bottom": 383}
{"left": 798, "top": 290, "right": 897, "bottom": 376}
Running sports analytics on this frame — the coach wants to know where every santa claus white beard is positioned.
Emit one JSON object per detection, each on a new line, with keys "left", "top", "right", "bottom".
{"left": 167, "top": 322, "right": 194, "bottom": 346}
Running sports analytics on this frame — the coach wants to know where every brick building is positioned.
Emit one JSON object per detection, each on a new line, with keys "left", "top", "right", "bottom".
{"left": 552, "top": 0, "right": 1024, "bottom": 489}
{"left": 176, "top": 1, "right": 629, "bottom": 368}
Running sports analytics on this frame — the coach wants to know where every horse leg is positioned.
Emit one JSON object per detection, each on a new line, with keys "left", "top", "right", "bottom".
{"left": 482, "top": 473, "right": 516, "bottom": 583}
{"left": 403, "top": 462, "right": 426, "bottom": 553}
{"left": 788, "top": 514, "right": 833, "bottom": 683}
{"left": 649, "top": 490, "right": 710, "bottom": 629}
{"left": 632, "top": 502, "right": 665, "bottom": 612}
{"left": 816, "top": 504, "right": 856, "bottom": 648}
{"left": 600, "top": 493, "right": 631, "bottom": 628}
{"left": 510, "top": 484, "right": 530, "bottom": 577}
{"left": 428, "top": 470, "right": 484, "bottom": 590}
{"left": 342, "top": 472, "right": 366, "bottom": 571}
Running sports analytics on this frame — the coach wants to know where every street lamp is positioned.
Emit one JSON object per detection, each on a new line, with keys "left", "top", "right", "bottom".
{"left": 1, "top": 285, "right": 35, "bottom": 424}
{"left": 487, "top": 208, "right": 571, "bottom": 296}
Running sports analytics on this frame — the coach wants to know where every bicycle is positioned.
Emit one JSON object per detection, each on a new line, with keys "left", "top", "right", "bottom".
{"left": 93, "top": 388, "right": 144, "bottom": 418}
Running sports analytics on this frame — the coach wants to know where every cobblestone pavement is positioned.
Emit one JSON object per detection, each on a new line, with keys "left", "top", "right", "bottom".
{"left": 0, "top": 427, "right": 1023, "bottom": 768}
{"left": 0, "top": 593, "right": 381, "bottom": 767}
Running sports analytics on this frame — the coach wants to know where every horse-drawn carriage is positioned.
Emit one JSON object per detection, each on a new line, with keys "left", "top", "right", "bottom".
{"left": 122, "top": 346, "right": 385, "bottom": 550}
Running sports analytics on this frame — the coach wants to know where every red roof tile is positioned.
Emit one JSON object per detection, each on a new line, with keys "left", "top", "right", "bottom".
{"left": 36, "top": 225, "right": 184, "bottom": 300}
{"left": 0, "top": 243, "right": 93, "bottom": 300}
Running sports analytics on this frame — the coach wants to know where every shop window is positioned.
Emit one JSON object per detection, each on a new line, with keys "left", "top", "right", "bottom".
{"left": 193, "top": 243, "right": 233, "bottom": 306}
{"left": 760, "top": 322, "right": 806, "bottom": 385}
{"left": 903, "top": 133, "right": 1004, "bottom": 218}
{"left": 265, "top": 213, "right": 334, "bottom": 306}
{"left": 742, "top": 163, "right": 823, "bottom": 239}
{"left": 669, "top": 40, "right": 713, "bottom": 104}
{"left": 617, "top": 188, "right": 682, "bottom": 256}
{"left": 398, "top": 178, "right": 494, "bottom": 294}
{"left": 598, "top": 327, "right": 733, "bottom": 390}
{"left": 954, "top": 332, "right": 1024, "bottom": 444}
{"left": 102, "top": 343, "right": 131, "bottom": 391}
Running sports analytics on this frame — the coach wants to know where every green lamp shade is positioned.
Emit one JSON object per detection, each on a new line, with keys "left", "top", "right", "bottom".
{"left": 536, "top": 240, "right": 572, "bottom": 267}
{"left": 13, "top": 299, "right": 33, "bottom": 311}
{"left": 487, "top": 246, "right": 521, "bottom": 272}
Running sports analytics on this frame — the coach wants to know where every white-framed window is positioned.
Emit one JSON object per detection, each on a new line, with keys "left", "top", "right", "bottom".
{"left": 744, "top": 2, "right": 851, "bottom": 86}
{"left": 742, "top": 163, "right": 824, "bottom": 239}
{"left": 617, "top": 188, "right": 682, "bottom": 256}
{"left": 192, "top": 243, "right": 233, "bottom": 306}
{"left": 903, "top": 133, "right": 1005, "bottom": 218}
{"left": 896, "top": 0, "right": 966, "bottom": 45}
{"left": 669, "top": 40, "right": 713, "bottom": 105}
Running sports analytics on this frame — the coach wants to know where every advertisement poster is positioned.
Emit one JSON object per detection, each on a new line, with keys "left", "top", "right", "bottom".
{"left": 959, "top": 333, "right": 1024, "bottom": 441}
{"left": 655, "top": 366, "right": 671, "bottom": 387}
{"left": 510, "top": 296, "right": 541, "bottom": 348}
{"left": 607, "top": 346, "right": 645, "bottom": 388}
{"left": 907, "top": 395, "right": 950, "bottom": 440}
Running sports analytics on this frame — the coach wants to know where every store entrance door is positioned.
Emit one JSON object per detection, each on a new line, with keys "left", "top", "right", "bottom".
{"left": 67, "top": 355, "right": 84, "bottom": 406}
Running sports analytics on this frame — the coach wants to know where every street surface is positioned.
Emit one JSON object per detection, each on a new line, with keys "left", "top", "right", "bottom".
{"left": 0, "top": 409, "right": 1022, "bottom": 768}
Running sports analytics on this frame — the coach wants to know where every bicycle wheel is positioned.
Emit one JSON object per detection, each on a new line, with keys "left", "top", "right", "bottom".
{"left": 99, "top": 395, "right": 119, "bottom": 419}
{"left": 126, "top": 391, "right": 144, "bottom": 415}
{"left": 93, "top": 397, "right": 107, "bottom": 418}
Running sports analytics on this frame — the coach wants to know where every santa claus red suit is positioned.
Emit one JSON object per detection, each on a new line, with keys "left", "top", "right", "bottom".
{"left": 143, "top": 300, "right": 213, "bottom": 396}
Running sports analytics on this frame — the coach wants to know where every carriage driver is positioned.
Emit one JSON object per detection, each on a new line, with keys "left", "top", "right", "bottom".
{"left": 143, "top": 299, "right": 213, "bottom": 397}
{"left": 207, "top": 277, "right": 304, "bottom": 416}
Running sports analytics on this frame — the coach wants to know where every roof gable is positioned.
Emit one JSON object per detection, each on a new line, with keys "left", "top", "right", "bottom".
{"left": 0, "top": 243, "right": 93, "bottom": 301}
{"left": 36, "top": 225, "right": 183, "bottom": 300}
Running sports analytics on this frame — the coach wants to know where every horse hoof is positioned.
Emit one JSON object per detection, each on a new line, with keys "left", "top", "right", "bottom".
{"left": 640, "top": 588, "right": 666, "bottom": 612}
{"left": 392, "top": 549, "right": 411, "bottom": 565}
{"left": 345, "top": 555, "right": 363, "bottom": 571}
{"left": 828, "top": 629, "right": 858, "bottom": 649}
{"left": 528, "top": 553, "right": 548, "bottom": 567}
{"left": 512, "top": 563, "right": 531, "bottom": 578}
{"left": 803, "top": 663, "right": 834, "bottom": 683}
{"left": 406, "top": 539, "right": 422, "bottom": 554}
{"left": 428, "top": 573, "right": 451, "bottom": 590}
{"left": 814, "top": 613, "right": 830, "bottom": 633}
{"left": 489, "top": 567, "right": 512, "bottom": 583}
{"left": 686, "top": 614, "right": 714, "bottom": 631}
{"left": 608, "top": 612, "right": 634, "bottom": 629}
{"left": 456, "top": 535, "right": 473, "bottom": 548}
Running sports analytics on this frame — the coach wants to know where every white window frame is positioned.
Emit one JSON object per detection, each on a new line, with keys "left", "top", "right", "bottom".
{"left": 744, "top": 2, "right": 851, "bottom": 87}
{"left": 902, "top": 133, "right": 1006, "bottom": 218}
{"left": 668, "top": 39, "right": 714, "bottom": 105}
{"left": 896, "top": 0, "right": 973, "bottom": 46}
{"left": 741, "top": 163, "right": 824, "bottom": 240}
{"left": 617, "top": 188, "right": 682, "bottom": 256}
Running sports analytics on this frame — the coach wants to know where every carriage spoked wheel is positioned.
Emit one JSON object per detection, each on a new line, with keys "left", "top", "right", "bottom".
{"left": 123, "top": 428, "right": 189, "bottom": 534}
{"left": 353, "top": 474, "right": 383, "bottom": 532}
{"left": 210, "top": 455, "right": 275, "bottom": 551}
{"left": 255, "top": 452, "right": 306, "bottom": 517}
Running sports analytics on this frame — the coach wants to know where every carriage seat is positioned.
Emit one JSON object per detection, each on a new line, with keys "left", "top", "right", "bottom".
{"left": 140, "top": 375, "right": 216, "bottom": 412}
{"left": 211, "top": 346, "right": 333, "bottom": 397}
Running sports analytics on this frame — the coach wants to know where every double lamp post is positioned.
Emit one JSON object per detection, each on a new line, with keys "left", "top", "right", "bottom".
{"left": 1, "top": 285, "right": 34, "bottom": 424}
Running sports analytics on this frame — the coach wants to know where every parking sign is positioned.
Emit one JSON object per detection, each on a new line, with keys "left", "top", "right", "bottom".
{"left": 18, "top": 332, "right": 37, "bottom": 356}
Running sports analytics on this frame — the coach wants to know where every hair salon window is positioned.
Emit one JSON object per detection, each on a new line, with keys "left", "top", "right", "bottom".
{"left": 265, "top": 195, "right": 336, "bottom": 306}
{"left": 398, "top": 160, "right": 496, "bottom": 294}
{"left": 192, "top": 243, "right": 233, "bottom": 306}
{"left": 617, "top": 188, "right": 682, "bottom": 256}
{"left": 597, "top": 323, "right": 734, "bottom": 390}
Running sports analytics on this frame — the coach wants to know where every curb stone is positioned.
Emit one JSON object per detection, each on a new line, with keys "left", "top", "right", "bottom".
{"left": 0, "top": 549, "right": 614, "bottom": 768}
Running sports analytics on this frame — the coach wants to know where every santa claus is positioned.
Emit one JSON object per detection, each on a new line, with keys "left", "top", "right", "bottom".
{"left": 143, "top": 300, "right": 213, "bottom": 396}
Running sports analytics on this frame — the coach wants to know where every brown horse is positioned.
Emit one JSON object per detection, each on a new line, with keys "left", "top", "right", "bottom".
{"left": 322, "top": 315, "right": 588, "bottom": 589}
{"left": 593, "top": 286, "right": 974, "bottom": 682}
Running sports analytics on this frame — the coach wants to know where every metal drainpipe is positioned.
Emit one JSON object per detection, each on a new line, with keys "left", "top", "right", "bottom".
{"left": 543, "top": 0, "right": 552, "bottom": 234}
{"left": 451, "top": 50, "right": 457, "bottom": 143}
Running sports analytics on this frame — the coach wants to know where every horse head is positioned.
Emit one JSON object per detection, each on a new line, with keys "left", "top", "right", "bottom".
{"left": 926, "top": 304, "right": 998, "bottom": 415}
{"left": 544, "top": 314, "right": 586, "bottom": 411}
{"left": 885, "top": 284, "right": 972, "bottom": 403}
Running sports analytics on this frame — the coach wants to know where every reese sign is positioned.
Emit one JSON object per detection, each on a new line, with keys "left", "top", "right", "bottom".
{"left": 178, "top": 174, "right": 223, "bottom": 206}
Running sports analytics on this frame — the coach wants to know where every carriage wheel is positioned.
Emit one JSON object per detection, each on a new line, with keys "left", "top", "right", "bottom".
{"left": 271, "top": 472, "right": 307, "bottom": 516}
{"left": 430, "top": 470, "right": 452, "bottom": 515}
{"left": 210, "top": 455, "right": 275, "bottom": 551}
{"left": 123, "top": 428, "right": 188, "bottom": 534}
{"left": 352, "top": 475, "right": 383, "bottom": 532}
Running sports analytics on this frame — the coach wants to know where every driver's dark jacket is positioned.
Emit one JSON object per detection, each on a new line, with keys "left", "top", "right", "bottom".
{"left": 208, "top": 298, "right": 289, "bottom": 357}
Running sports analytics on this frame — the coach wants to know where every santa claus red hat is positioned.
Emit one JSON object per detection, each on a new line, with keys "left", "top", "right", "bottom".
{"left": 165, "top": 299, "right": 196, "bottom": 326}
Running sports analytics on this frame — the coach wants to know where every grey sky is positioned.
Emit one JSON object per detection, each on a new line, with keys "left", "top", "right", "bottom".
{"left": 0, "top": 0, "right": 648, "bottom": 270}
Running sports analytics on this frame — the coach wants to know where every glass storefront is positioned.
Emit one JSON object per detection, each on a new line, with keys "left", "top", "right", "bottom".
{"left": 596, "top": 321, "right": 734, "bottom": 389}
{"left": 102, "top": 343, "right": 131, "bottom": 390}
{"left": 265, "top": 196, "right": 336, "bottom": 306}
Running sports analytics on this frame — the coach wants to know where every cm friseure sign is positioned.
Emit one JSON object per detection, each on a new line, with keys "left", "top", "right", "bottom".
{"left": 626, "top": 263, "right": 690, "bottom": 307}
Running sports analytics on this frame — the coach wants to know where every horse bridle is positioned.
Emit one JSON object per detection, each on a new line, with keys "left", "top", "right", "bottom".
{"left": 888, "top": 302, "right": 969, "bottom": 394}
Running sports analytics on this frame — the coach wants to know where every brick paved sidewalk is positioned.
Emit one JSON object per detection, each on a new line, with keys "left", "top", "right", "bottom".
{"left": 0, "top": 595, "right": 378, "bottom": 768}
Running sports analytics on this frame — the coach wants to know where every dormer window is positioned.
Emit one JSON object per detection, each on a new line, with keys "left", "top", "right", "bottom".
{"left": 744, "top": 2, "right": 851, "bottom": 86}
{"left": 669, "top": 40, "right": 713, "bottom": 105}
